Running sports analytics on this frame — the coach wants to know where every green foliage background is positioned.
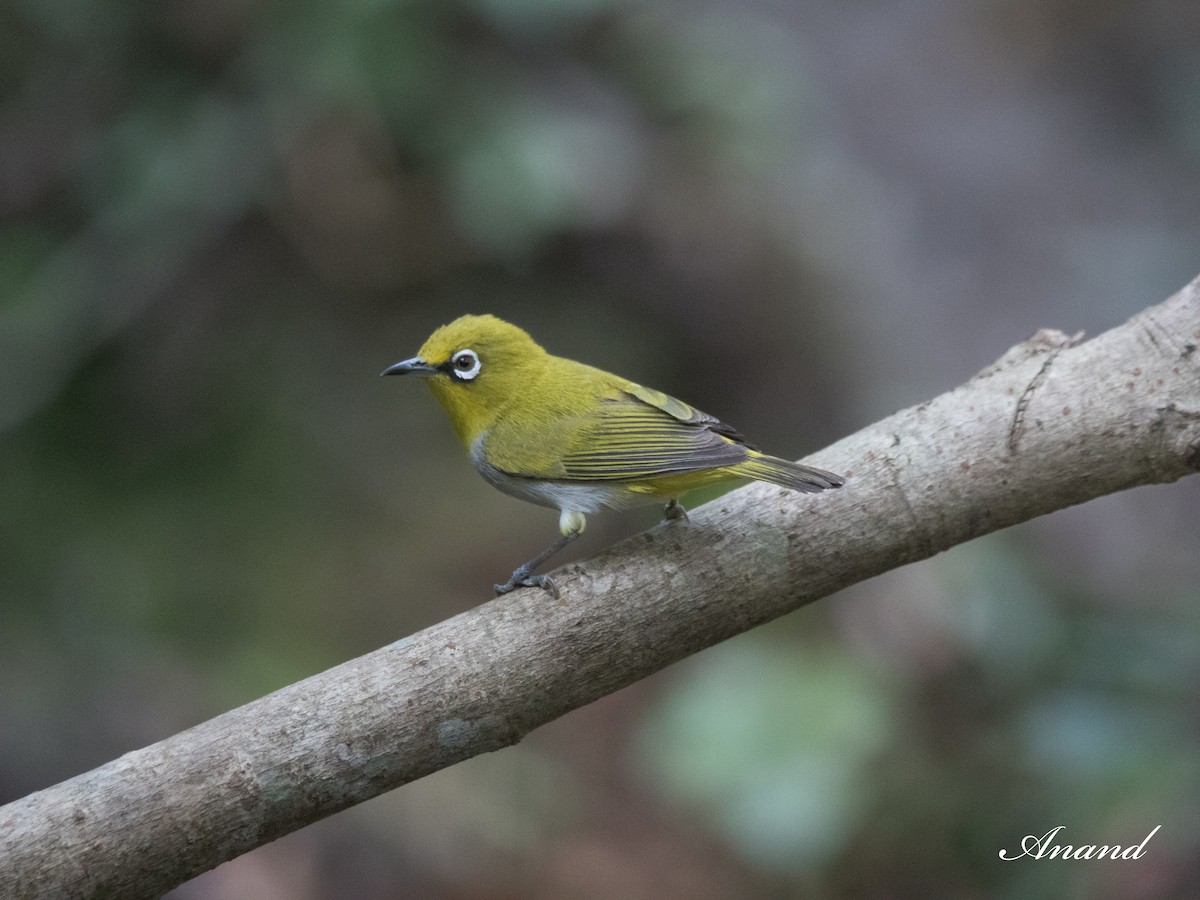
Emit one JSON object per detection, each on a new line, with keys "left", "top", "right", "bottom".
{"left": 2, "top": 1, "right": 1199, "bottom": 897}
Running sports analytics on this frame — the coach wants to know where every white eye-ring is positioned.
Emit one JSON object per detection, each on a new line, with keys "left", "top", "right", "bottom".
{"left": 450, "top": 348, "right": 481, "bottom": 381}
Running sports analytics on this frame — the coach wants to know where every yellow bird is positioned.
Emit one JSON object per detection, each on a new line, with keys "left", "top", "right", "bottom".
{"left": 383, "top": 315, "right": 844, "bottom": 597}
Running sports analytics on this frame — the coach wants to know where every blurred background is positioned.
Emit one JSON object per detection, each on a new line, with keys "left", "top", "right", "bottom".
{"left": 2, "top": 0, "right": 1199, "bottom": 897}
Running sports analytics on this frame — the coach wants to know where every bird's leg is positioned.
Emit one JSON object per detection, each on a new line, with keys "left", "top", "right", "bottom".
{"left": 662, "top": 497, "right": 689, "bottom": 522}
{"left": 494, "top": 532, "right": 579, "bottom": 599}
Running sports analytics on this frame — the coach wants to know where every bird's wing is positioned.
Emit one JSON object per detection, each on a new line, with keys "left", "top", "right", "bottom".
{"left": 550, "top": 383, "right": 752, "bottom": 482}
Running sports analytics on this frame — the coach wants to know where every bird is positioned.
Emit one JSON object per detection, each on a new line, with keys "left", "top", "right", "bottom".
{"left": 382, "top": 314, "right": 844, "bottom": 598}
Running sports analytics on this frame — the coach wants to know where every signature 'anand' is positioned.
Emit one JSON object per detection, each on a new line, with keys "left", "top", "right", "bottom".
{"left": 999, "top": 825, "right": 1161, "bottom": 861}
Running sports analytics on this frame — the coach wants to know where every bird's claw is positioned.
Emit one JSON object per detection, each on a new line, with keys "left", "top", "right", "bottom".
{"left": 662, "top": 498, "right": 689, "bottom": 522}
{"left": 494, "top": 572, "right": 560, "bottom": 600}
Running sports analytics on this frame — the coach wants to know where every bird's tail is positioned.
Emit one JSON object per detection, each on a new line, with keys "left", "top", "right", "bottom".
{"left": 733, "top": 453, "right": 845, "bottom": 494}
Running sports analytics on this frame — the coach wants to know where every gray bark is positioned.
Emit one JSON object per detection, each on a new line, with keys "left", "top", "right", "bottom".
{"left": 2, "top": 275, "right": 1199, "bottom": 899}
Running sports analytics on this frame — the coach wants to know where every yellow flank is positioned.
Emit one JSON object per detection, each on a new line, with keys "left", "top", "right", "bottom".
{"left": 383, "top": 313, "right": 844, "bottom": 595}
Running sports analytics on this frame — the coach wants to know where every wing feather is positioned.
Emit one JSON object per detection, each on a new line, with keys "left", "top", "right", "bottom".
{"left": 554, "top": 388, "right": 750, "bottom": 482}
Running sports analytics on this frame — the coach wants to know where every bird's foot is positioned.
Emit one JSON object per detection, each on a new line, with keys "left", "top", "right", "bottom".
{"left": 494, "top": 570, "right": 560, "bottom": 600}
{"left": 662, "top": 498, "right": 689, "bottom": 522}
{"left": 494, "top": 530, "right": 578, "bottom": 599}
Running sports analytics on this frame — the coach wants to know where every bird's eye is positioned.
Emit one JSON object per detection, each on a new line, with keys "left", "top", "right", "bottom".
{"left": 450, "top": 349, "right": 481, "bottom": 380}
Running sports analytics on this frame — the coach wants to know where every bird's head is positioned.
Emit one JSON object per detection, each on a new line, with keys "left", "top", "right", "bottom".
{"left": 382, "top": 314, "right": 548, "bottom": 445}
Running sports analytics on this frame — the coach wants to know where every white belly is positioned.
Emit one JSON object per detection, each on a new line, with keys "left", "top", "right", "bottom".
{"left": 470, "top": 439, "right": 655, "bottom": 514}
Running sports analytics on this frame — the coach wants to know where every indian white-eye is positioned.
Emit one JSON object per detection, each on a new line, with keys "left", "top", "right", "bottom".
{"left": 382, "top": 314, "right": 844, "bottom": 597}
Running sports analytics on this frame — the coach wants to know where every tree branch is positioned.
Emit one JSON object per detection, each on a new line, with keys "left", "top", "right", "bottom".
{"left": 3, "top": 276, "right": 1199, "bottom": 899}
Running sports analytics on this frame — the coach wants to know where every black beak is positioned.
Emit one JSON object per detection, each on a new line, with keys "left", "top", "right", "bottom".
{"left": 380, "top": 357, "right": 438, "bottom": 377}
